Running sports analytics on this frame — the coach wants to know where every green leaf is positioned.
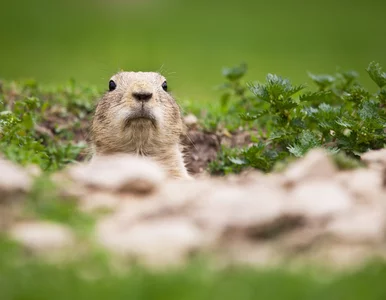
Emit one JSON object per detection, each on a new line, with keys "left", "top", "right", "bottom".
{"left": 308, "top": 72, "right": 335, "bottom": 90}
{"left": 366, "top": 61, "right": 386, "bottom": 89}
{"left": 220, "top": 92, "right": 230, "bottom": 108}
{"left": 249, "top": 74, "right": 305, "bottom": 104}
{"left": 287, "top": 130, "right": 321, "bottom": 157}
{"left": 239, "top": 111, "right": 267, "bottom": 121}
{"left": 341, "top": 70, "right": 359, "bottom": 82}
{"left": 358, "top": 100, "right": 380, "bottom": 120}
{"left": 287, "top": 144, "right": 304, "bottom": 157}
{"left": 228, "top": 157, "right": 246, "bottom": 165}
{"left": 335, "top": 117, "right": 353, "bottom": 128}
{"left": 341, "top": 85, "right": 370, "bottom": 103}
{"left": 222, "top": 63, "right": 247, "bottom": 81}
{"left": 22, "top": 113, "right": 34, "bottom": 130}
{"left": 299, "top": 91, "right": 331, "bottom": 102}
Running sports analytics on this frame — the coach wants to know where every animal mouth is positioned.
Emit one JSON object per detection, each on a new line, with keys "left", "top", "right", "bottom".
{"left": 123, "top": 108, "right": 157, "bottom": 129}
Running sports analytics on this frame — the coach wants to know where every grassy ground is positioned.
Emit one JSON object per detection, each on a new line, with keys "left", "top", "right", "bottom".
{"left": 1, "top": 60, "right": 385, "bottom": 174}
{"left": 1, "top": 234, "right": 386, "bottom": 300}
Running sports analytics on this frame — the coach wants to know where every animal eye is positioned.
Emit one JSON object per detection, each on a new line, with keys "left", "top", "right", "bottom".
{"left": 162, "top": 81, "right": 167, "bottom": 91}
{"left": 109, "top": 80, "right": 116, "bottom": 91}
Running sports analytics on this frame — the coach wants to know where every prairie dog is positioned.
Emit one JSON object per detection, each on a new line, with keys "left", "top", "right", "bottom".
{"left": 90, "top": 72, "right": 191, "bottom": 179}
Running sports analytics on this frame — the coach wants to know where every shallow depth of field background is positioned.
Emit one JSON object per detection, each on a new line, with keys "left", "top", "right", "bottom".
{"left": 0, "top": 0, "right": 385, "bottom": 101}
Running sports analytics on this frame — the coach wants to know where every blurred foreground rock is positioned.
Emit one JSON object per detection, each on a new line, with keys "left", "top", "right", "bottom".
{"left": 0, "top": 157, "right": 32, "bottom": 230}
{"left": 10, "top": 221, "right": 75, "bottom": 255}
{"left": 0, "top": 157, "right": 32, "bottom": 199}
{"left": 2, "top": 149, "right": 386, "bottom": 270}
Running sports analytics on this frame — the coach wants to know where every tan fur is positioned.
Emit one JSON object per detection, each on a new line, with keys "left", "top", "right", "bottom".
{"left": 90, "top": 71, "right": 191, "bottom": 179}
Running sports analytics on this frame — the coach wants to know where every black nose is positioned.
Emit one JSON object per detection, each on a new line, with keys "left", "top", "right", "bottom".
{"left": 132, "top": 92, "right": 152, "bottom": 102}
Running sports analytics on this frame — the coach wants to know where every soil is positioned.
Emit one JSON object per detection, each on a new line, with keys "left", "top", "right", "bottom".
{"left": 182, "top": 130, "right": 221, "bottom": 174}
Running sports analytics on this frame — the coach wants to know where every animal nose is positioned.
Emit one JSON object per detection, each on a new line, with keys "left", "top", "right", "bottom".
{"left": 132, "top": 92, "right": 153, "bottom": 102}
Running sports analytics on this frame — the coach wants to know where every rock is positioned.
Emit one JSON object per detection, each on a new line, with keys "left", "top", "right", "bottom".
{"left": 25, "top": 164, "right": 42, "bottom": 177}
{"left": 361, "top": 149, "right": 386, "bottom": 171}
{"left": 157, "top": 178, "right": 215, "bottom": 209}
{"left": 279, "top": 225, "right": 324, "bottom": 251}
{"left": 307, "top": 243, "right": 377, "bottom": 270}
{"left": 66, "top": 154, "right": 166, "bottom": 194}
{"left": 183, "top": 113, "right": 198, "bottom": 128}
{"left": 9, "top": 221, "right": 75, "bottom": 253}
{"left": 101, "top": 198, "right": 165, "bottom": 225}
{"left": 327, "top": 207, "right": 385, "bottom": 243}
{"left": 0, "top": 204, "right": 23, "bottom": 231}
{"left": 96, "top": 217, "right": 202, "bottom": 267}
{"left": 191, "top": 184, "right": 285, "bottom": 238}
{"left": 219, "top": 241, "right": 281, "bottom": 268}
{"left": 79, "top": 192, "right": 121, "bottom": 213}
{"left": 282, "top": 149, "right": 337, "bottom": 187}
{"left": 287, "top": 180, "right": 352, "bottom": 218}
{"left": 0, "top": 158, "right": 32, "bottom": 197}
{"left": 335, "top": 169, "right": 384, "bottom": 203}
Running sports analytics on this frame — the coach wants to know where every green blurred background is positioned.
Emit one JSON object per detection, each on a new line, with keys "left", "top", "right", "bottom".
{"left": 0, "top": 0, "right": 385, "bottom": 102}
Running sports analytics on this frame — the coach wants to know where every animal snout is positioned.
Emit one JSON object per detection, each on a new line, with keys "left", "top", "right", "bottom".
{"left": 132, "top": 92, "right": 153, "bottom": 102}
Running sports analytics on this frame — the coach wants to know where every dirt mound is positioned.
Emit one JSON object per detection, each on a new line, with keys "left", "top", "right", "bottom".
{"left": 2, "top": 148, "right": 386, "bottom": 270}
{"left": 183, "top": 129, "right": 221, "bottom": 174}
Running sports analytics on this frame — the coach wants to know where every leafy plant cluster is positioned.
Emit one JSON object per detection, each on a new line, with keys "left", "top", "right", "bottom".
{"left": 209, "top": 62, "right": 386, "bottom": 174}
{"left": 0, "top": 79, "right": 98, "bottom": 171}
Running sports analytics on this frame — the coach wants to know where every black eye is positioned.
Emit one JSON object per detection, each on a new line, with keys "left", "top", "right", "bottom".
{"left": 109, "top": 80, "right": 116, "bottom": 91}
{"left": 162, "top": 81, "right": 167, "bottom": 91}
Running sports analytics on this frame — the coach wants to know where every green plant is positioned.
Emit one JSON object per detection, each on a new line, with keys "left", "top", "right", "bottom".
{"left": 209, "top": 62, "right": 386, "bottom": 174}
{"left": 0, "top": 80, "right": 97, "bottom": 171}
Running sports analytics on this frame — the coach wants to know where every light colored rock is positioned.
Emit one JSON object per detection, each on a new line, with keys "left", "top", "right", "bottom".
{"left": 327, "top": 207, "right": 385, "bottom": 243}
{"left": 183, "top": 113, "right": 198, "bottom": 128}
{"left": 219, "top": 241, "right": 281, "bottom": 268}
{"left": 308, "top": 243, "right": 375, "bottom": 270}
{"left": 97, "top": 217, "right": 202, "bottom": 267}
{"left": 361, "top": 148, "right": 386, "bottom": 171}
{"left": 79, "top": 192, "right": 121, "bottom": 213}
{"left": 104, "top": 199, "right": 165, "bottom": 225}
{"left": 283, "top": 149, "right": 337, "bottom": 186}
{"left": 157, "top": 178, "right": 216, "bottom": 208}
{"left": 67, "top": 154, "right": 166, "bottom": 193}
{"left": 25, "top": 164, "right": 42, "bottom": 177}
{"left": 0, "top": 158, "right": 32, "bottom": 195}
{"left": 192, "top": 184, "right": 285, "bottom": 236}
{"left": 287, "top": 180, "right": 352, "bottom": 218}
{"left": 335, "top": 169, "right": 384, "bottom": 203}
{"left": 2, "top": 144, "right": 383, "bottom": 270}
{"left": 279, "top": 225, "right": 324, "bottom": 251}
{"left": 9, "top": 221, "right": 75, "bottom": 253}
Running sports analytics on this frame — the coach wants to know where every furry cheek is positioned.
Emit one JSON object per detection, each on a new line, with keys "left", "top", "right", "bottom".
{"left": 113, "top": 107, "right": 132, "bottom": 126}
{"left": 152, "top": 106, "right": 164, "bottom": 126}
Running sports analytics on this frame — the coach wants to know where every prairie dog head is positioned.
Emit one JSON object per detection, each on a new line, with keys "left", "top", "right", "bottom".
{"left": 91, "top": 72, "right": 184, "bottom": 155}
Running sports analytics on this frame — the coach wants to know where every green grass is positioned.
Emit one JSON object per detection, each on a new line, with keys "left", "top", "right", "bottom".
{"left": 0, "top": 0, "right": 385, "bottom": 101}
{"left": 1, "top": 235, "right": 386, "bottom": 300}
